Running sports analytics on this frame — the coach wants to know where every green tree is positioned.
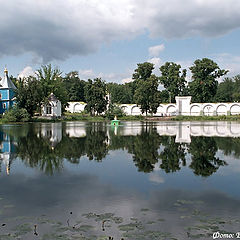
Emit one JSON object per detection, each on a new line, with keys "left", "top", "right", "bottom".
{"left": 133, "top": 62, "right": 154, "bottom": 81}
{"left": 63, "top": 71, "right": 86, "bottom": 102}
{"left": 36, "top": 64, "right": 68, "bottom": 109}
{"left": 105, "top": 103, "right": 125, "bottom": 119}
{"left": 232, "top": 75, "right": 240, "bottom": 101}
{"left": 189, "top": 58, "right": 228, "bottom": 102}
{"left": 214, "top": 77, "right": 234, "bottom": 102}
{"left": 125, "top": 81, "right": 138, "bottom": 103}
{"left": 107, "top": 83, "right": 131, "bottom": 104}
{"left": 159, "top": 62, "right": 187, "bottom": 103}
{"left": 84, "top": 78, "right": 108, "bottom": 116}
{"left": 159, "top": 90, "right": 169, "bottom": 103}
{"left": 133, "top": 62, "right": 160, "bottom": 115}
{"left": 16, "top": 76, "right": 43, "bottom": 116}
{"left": 134, "top": 75, "right": 160, "bottom": 115}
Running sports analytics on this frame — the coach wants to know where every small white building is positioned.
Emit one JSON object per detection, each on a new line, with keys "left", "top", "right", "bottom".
{"left": 42, "top": 93, "right": 62, "bottom": 117}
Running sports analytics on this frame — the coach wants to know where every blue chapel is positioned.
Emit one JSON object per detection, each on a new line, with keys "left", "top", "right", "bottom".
{"left": 0, "top": 68, "right": 17, "bottom": 114}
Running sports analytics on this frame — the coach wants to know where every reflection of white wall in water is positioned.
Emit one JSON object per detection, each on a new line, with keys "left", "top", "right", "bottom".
{"left": 66, "top": 96, "right": 240, "bottom": 116}
{"left": 63, "top": 121, "right": 240, "bottom": 144}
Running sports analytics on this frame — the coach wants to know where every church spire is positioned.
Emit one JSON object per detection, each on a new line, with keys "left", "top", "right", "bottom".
{"left": 4, "top": 67, "right": 8, "bottom": 76}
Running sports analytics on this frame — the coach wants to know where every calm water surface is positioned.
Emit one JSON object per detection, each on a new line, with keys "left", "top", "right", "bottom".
{"left": 0, "top": 121, "right": 240, "bottom": 240}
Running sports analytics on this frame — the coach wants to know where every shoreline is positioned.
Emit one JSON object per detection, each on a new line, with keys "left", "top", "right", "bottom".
{"left": 0, "top": 114, "right": 240, "bottom": 124}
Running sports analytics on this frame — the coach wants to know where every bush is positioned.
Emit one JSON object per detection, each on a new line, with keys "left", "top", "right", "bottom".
{"left": 105, "top": 104, "right": 126, "bottom": 119}
{"left": 3, "top": 107, "right": 30, "bottom": 122}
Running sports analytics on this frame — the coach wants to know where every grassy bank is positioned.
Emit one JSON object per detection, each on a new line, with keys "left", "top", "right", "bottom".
{"left": 173, "top": 114, "right": 240, "bottom": 121}
{"left": 62, "top": 112, "right": 144, "bottom": 121}
{"left": 1, "top": 112, "right": 240, "bottom": 124}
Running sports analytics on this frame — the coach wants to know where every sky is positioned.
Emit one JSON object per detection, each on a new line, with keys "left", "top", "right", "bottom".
{"left": 0, "top": 0, "right": 240, "bottom": 83}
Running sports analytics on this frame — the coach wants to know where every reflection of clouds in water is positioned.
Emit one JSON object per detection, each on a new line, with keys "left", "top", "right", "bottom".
{"left": 216, "top": 150, "right": 240, "bottom": 175}
{"left": 1, "top": 170, "right": 240, "bottom": 239}
{"left": 149, "top": 165, "right": 165, "bottom": 184}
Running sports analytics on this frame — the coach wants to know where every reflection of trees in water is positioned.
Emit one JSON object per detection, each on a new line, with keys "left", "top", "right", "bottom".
{"left": 3, "top": 123, "right": 230, "bottom": 176}
{"left": 189, "top": 137, "right": 227, "bottom": 177}
{"left": 214, "top": 137, "right": 240, "bottom": 158}
{"left": 15, "top": 123, "right": 109, "bottom": 175}
{"left": 83, "top": 123, "right": 108, "bottom": 161}
{"left": 129, "top": 127, "right": 161, "bottom": 173}
{"left": 159, "top": 136, "right": 186, "bottom": 173}
{"left": 16, "top": 125, "right": 63, "bottom": 175}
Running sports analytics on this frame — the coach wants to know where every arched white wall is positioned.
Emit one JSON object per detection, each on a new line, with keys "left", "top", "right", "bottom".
{"left": 131, "top": 106, "right": 141, "bottom": 115}
{"left": 190, "top": 105, "right": 201, "bottom": 116}
{"left": 66, "top": 97, "right": 240, "bottom": 116}
{"left": 230, "top": 104, "right": 240, "bottom": 115}
{"left": 203, "top": 104, "right": 215, "bottom": 116}
{"left": 216, "top": 104, "right": 228, "bottom": 115}
{"left": 74, "top": 103, "right": 85, "bottom": 113}
{"left": 166, "top": 105, "right": 177, "bottom": 115}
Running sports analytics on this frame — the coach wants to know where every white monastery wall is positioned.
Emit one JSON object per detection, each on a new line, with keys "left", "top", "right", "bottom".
{"left": 66, "top": 96, "right": 240, "bottom": 116}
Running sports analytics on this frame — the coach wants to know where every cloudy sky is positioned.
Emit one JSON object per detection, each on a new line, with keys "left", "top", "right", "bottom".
{"left": 1, "top": 0, "right": 240, "bottom": 83}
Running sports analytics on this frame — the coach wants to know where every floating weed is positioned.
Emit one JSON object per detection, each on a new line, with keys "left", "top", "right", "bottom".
{"left": 123, "top": 230, "right": 172, "bottom": 240}
{"left": 140, "top": 208, "right": 149, "bottom": 212}
{"left": 3, "top": 205, "right": 14, "bottom": 209}
{"left": 77, "top": 225, "right": 95, "bottom": 232}
{"left": 0, "top": 234, "right": 15, "bottom": 240}
{"left": 188, "top": 233, "right": 206, "bottom": 239}
{"left": 41, "top": 232, "right": 70, "bottom": 240}
{"left": 192, "top": 209, "right": 201, "bottom": 216}
{"left": 177, "top": 200, "right": 194, "bottom": 205}
{"left": 177, "top": 207, "right": 187, "bottom": 212}
{"left": 11, "top": 223, "right": 32, "bottom": 234}
{"left": 118, "top": 221, "right": 144, "bottom": 232}
{"left": 96, "top": 236, "right": 110, "bottom": 240}
{"left": 157, "top": 218, "right": 165, "bottom": 222}
{"left": 180, "top": 215, "right": 191, "bottom": 219}
{"left": 112, "top": 216, "right": 123, "bottom": 224}
{"left": 146, "top": 221, "right": 155, "bottom": 224}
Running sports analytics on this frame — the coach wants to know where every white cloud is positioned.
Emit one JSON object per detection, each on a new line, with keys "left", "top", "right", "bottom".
{"left": 121, "top": 77, "right": 133, "bottom": 84}
{"left": 0, "top": 0, "right": 240, "bottom": 62}
{"left": 148, "top": 57, "right": 162, "bottom": 75}
{"left": 79, "top": 68, "right": 132, "bottom": 83}
{"left": 79, "top": 69, "right": 96, "bottom": 80}
{"left": 148, "top": 57, "right": 162, "bottom": 68}
{"left": 18, "top": 66, "right": 35, "bottom": 79}
{"left": 211, "top": 53, "right": 240, "bottom": 78}
{"left": 148, "top": 44, "right": 165, "bottom": 57}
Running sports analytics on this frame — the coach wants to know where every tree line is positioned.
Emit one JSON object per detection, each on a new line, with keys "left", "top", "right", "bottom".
{"left": 11, "top": 58, "right": 240, "bottom": 117}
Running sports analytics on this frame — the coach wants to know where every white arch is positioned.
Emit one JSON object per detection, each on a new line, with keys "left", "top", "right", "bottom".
{"left": 131, "top": 105, "right": 141, "bottom": 115}
{"left": 166, "top": 105, "right": 177, "bottom": 115}
{"left": 190, "top": 104, "right": 201, "bottom": 116}
{"left": 73, "top": 103, "right": 85, "bottom": 113}
{"left": 216, "top": 104, "right": 228, "bottom": 116}
{"left": 230, "top": 104, "right": 240, "bottom": 115}
{"left": 203, "top": 104, "right": 215, "bottom": 116}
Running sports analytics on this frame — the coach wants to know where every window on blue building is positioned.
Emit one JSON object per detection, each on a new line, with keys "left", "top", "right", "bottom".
{"left": 3, "top": 103, "right": 6, "bottom": 109}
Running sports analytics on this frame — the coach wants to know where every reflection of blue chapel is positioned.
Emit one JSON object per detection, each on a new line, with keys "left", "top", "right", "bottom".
{"left": 0, "top": 130, "right": 16, "bottom": 175}
{"left": 0, "top": 68, "right": 17, "bottom": 114}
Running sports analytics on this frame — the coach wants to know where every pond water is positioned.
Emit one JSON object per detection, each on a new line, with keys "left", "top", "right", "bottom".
{"left": 0, "top": 121, "right": 240, "bottom": 240}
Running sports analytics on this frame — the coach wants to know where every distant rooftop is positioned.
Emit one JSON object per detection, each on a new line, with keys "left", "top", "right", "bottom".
{"left": 48, "top": 93, "right": 58, "bottom": 101}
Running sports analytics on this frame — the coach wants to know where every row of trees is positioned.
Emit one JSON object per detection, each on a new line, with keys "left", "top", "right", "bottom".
{"left": 13, "top": 58, "right": 239, "bottom": 117}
